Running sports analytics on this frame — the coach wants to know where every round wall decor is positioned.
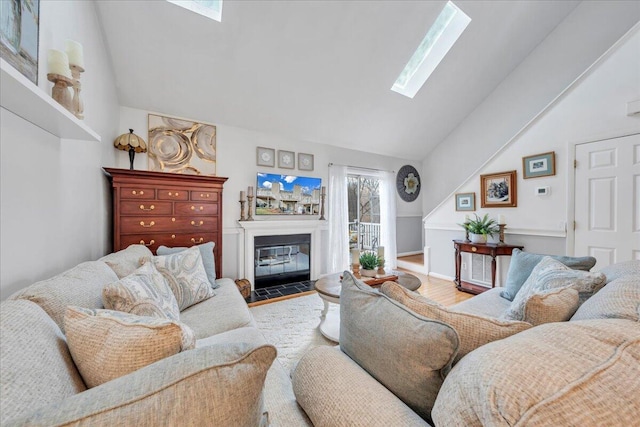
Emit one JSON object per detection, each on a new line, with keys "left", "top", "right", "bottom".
{"left": 396, "top": 165, "right": 421, "bottom": 202}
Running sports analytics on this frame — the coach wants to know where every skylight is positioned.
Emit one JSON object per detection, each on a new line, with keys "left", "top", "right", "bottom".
{"left": 392, "top": 1, "right": 470, "bottom": 98}
{"left": 166, "top": 0, "right": 223, "bottom": 22}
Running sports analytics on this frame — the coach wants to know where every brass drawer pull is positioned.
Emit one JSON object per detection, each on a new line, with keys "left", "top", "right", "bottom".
{"left": 200, "top": 193, "right": 210, "bottom": 198}
{"left": 191, "top": 237, "right": 204, "bottom": 244}
{"left": 471, "top": 247, "right": 477, "bottom": 252}
{"left": 139, "top": 204, "right": 155, "bottom": 211}
{"left": 190, "top": 206, "right": 204, "bottom": 211}
{"left": 168, "top": 192, "right": 179, "bottom": 197}
{"left": 191, "top": 220, "right": 204, "bottom": 227}
{"left": 139, "top": 221, "right": 155, "bottom": 228}
{"left": 132, "top": 190, "right": 144, "bottom": 196}
{"left": 139, "top": 239, "right": 155, "bottom": 247}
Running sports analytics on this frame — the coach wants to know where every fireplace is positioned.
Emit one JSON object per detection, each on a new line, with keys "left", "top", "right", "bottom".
{"left": 254, "top": 234, "right": 311, "bottom": 289}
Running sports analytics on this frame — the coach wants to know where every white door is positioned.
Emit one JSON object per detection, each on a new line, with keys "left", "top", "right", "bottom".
{"left": 574, "top": 133, "right": 640, "bottom": 270}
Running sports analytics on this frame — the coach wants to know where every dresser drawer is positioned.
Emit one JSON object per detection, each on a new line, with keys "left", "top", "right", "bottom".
{"left": 120, "top": 216, "right": 219, "bottom": 233}
{"left": 174, "top": 202, "right": 218, "bottom": 216}
{"left": 120, "top": 201, "right": 173, "bottom": 215}
{"left": 157, "top": 189, "right": 189, "bottom": 201}
{"left": 120, "top": 233, "right": 218, "bottom": 253}
{"left": 190, "top": 190, "right": 219, "bottom": 201}
{"left": 120, "top": 187, "right": 155, "bottom": 200}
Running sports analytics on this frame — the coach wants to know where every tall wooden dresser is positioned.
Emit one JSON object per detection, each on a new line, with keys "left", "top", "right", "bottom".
{"left": 104, "top": 168, "right": 228, "bottom": 278}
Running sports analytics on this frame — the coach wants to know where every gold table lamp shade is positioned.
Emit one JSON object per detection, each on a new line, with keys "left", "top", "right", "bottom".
{"left": 114, "top": 129, "right": 147, "bottom": 170}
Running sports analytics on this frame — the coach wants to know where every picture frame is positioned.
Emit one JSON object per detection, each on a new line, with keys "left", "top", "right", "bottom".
{"left": 455, "top": 192, "right": 475, "bottom": 211}
{"left": 480, "top": 170, "right": 517, "bottom": 208}
{"left": 0, "top": 0, "right": 40, "bottom": 84}
{"left": 298, "top": 153, "right": 314, "bottom": 171}
{"left": 256, "top": 147, "right": 275, "bottom": 167}
{"left": 523, "top": 151, "right": 555, "bottom": 179}
{"left": 278, "top": 150, "right": 295, "bottom": 169}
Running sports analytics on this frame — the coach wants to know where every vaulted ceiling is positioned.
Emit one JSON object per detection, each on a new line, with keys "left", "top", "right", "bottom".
{"left": 96, "top": 0, "right": 581, "bottom": 159}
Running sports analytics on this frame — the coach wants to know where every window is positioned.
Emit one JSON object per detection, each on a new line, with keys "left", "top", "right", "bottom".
{"left": 166, "top": 0, "right": 223, "bottom": 22}
{"left": 392, "top": 1, "right": 470, "bottom": 98}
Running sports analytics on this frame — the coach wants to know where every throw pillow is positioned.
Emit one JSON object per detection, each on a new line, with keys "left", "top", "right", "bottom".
{"left": 522, "top": 287, "right": 580, "bottom": 325}
{"left": 501, "top": 249, "right": 596, "bottom": 301}
{"left": 64, "top": 306, "right": 196, "bottom": 388}
{"left": 380, "top": 281, "right": 531, "bottom": 363}
{"left": 571, "top": 276, "right": 640, "bottom": 322}
{"left": 501, "top": 257, "right": 606, "bottom": 322}
{"left": 157, "top": 241, "right": 218, "bottom": 288}
{"left": 102, "top": 262, "right": 180, "bottom": 321}
{"left": 99, "top": 244, "right": 154, "bottom": 279}
{"left": 340, "top": 271, "right": 459, "bottom": 421}
{"left": 145, "top": 246, "right": 215, "bottom": 311}
{"left": 598, "top": 260, "right": 640, "bottom": 284}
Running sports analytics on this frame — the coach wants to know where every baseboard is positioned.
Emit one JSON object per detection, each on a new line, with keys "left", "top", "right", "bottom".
{"left": 428, "top": 271, "right": 455, "bottom": 282}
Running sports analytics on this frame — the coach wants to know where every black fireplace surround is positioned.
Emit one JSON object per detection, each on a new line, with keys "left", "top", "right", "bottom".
{"left": 254, "top": 234, "right": 311, "bottom": 289}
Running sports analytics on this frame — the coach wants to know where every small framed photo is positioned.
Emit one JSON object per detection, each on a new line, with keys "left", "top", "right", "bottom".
{"left": 523, "top": 151, "right": 555, "bottom": 179}
{"left": 256, "top": 147, "right": 275, "bottom": 167}
{"left": 481, "top": 170, "right": 517, "bottom": 208}
{"left": 455, "top": 193, "right": 475, "bottom": 211}
{"left": 278, "top": 150, "right": 295, "bottom": 169}
{"left": 298, "top": 153, "right": 314, "bottom": 171}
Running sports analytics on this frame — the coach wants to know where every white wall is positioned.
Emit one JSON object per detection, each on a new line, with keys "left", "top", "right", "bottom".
{"left": 424, "top": 26, "right": 640, "bottom": 280}
{"left": 114, "top": 107, "right": 424, "bottom": 278}
{"left": 1, "top": 1, "right": 120, "bottom": 298}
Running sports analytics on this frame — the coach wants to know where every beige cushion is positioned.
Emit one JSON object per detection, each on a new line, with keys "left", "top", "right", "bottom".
{"left": 102, "top": 262, "right": 180, "bottom": 321}
{"left": 572, "top": 275, "right": 640, "bottom": 321}
{"left": 99, "top": 244, "right": 154, "bottom": 279}
{"left": 145, "top": 246, "right": 215, "bottom": 311}
{"left": 523, "top": 287, "right": 580, "bottom": 325}
{"left": 8, "top": 261, "right": 118, "bottom": 333}
{"left": 65, "top": 306, "right": 195, "bottom": 388}
{"left": 432, "top": 319, "right": 640, "bottom": 427}
{"left": 502, "top": 257, "right": 605, "bottom": 322}
{"left": 339, "top": 272, "right": 459, "bottom": 421}
{"left": 381, "top": 281, "right": 532, "bottom": 363}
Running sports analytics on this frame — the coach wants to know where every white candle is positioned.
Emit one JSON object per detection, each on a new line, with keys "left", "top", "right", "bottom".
{"left": 240, "top": 191, "right": 245, "bottom": 201}
{"left": 351, "top": 249, "right": 360, "bottom": 264}
{"left": 377, "top": 246, "right": 384, "bottom": 259}
{"left": 48, "top": 49, "right": 72, "bottom": 78}
{"left": 464, "top": 214, "right": 470, "bottom": 222}
{"left": 65, "top": 40, "right": 84, "bottom": 68}
{"left": 498, "top": 214, "right": 506, "bottom": 225}
{"left": 248, "top": 186, "right": 254, "bottom": 197}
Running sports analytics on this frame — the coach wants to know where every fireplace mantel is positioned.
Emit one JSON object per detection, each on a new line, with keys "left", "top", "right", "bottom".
{"left": 238, "top": 220, "right": 327, "bottom": 288}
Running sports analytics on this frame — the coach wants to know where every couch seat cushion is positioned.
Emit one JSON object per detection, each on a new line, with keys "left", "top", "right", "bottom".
{"left": 501, "top": 249, "right": 596, "bottom": 301}
{"left": 571, "top": 275, "right": 640, "bottom": 321}
{"left": 65, "top": 306, "right": 195, "bottom": 388}
{"left": 381, "top": 281, "right": 531, "bottom": 363}
{"left": 102, "top": 262, "right": 180, "bottom": 321}
{"left": 339, "top": 271, "right": 459, "bottom": 421}
{"left": 449, "top": 287, "right": 511, "bottom": 318}
{"left": 432, "top": 319, "right": 640, "bottom": 427}
{"left": 180, "top": 278, "right": 255, "bottom": 339}
{"left": 99, "top": 244, "right": 154, "bottom": 279}
{"left": 0, "top": 300, "right": 86, "bottom": 426}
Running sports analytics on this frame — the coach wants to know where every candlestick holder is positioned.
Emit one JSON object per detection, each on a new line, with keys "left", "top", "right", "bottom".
{"left": 498, "top": 224, "right": 506, "bottom": 244}
{"left": 246, "top": 195, "right": 254, "bottom": 221}
{"left": 319, "top": 192, "right": 326, "bottom": 220}
{"left": 351, "top": 263, "right": 361, "bottom": 278}
{"left": 239, "top": 200, "right": 246, "bottom": 221}
{"left": 69, "top": 65, "right": 85, "bottom": 120}
{"left": 47, "top": 73, "right": 74, "bottom": 113}
{"left": 464, "top": 221, "right": 470, "bottom": 242}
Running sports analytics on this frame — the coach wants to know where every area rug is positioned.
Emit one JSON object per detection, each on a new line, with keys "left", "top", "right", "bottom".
{"left": 250, "top": 293, "right": 337, "bottom": 372}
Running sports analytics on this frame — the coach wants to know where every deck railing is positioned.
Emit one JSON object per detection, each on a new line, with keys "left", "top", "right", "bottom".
{"left": 348, "top": 221, "right": 381, "bottom": 250}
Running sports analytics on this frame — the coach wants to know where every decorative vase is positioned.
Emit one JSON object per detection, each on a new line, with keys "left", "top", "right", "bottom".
{"left": 469, "top": 233, "right": 487, "bottom": 244}
{"left": 360, "top": 269, "right": 377, "bottom": 278}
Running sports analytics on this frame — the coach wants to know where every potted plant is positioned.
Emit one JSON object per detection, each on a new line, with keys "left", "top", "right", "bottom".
{"left": 359, "top": 251, "right": 381, "bottom": 277}
{"left": 460, "top": 213, "right": 499, "bottom": 244}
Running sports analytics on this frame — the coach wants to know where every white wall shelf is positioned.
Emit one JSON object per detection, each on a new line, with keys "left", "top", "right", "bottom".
{"left": 0, "top": 59, "right": 101, "bottom": 142}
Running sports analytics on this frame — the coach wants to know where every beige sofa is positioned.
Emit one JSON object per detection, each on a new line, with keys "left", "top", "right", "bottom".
{"left": 293, "top": 260, "right": 640, "bottom": 426}
{"left": 1, "top": 245, "right": 311, "bottom": 426}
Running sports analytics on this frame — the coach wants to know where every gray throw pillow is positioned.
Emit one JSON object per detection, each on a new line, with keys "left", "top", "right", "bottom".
{"left": 339, "top": 272, "right": 459, "bottom": 421}
{"left": 501, "top": 249, "right": 596, "bottom": 301}
{"left": 571, "top": 276, "right": 640, "bottom": 322}
{"left": 157, "top": 241, "right": 218, "bottom": 288}
{"left": 597, "top": 260, "right": 640, "bottom": 284}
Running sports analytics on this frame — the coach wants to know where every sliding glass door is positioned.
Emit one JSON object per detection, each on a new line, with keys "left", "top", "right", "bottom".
{"left": 347, "top": 174, "right": 381, "bottom": 258}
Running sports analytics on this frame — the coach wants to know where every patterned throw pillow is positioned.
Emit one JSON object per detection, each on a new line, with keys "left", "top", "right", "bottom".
{"left": 102, "top": 262, "right": 180, "bottom": 321}
{"left": 501, "top": 257, "right": 606, "bottom": 322}
{"left": 147, "top": 246, "right": 215, "bottom": 311}
{"left": 380, "top": 281, "right": 532, "bottom": 363}
{"left": 157, "top": 242, "right": 218, "bottom": 288}
{"left": 64, "top": 306, "right": 195, "bottom": 388}
{"left": 99, "top": 244, "right": 154, "bottom": 279}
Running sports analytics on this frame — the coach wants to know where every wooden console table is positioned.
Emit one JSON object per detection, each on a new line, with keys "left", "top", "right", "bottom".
{"left": 453, "top": 240, "right": 523, "bottom": 295}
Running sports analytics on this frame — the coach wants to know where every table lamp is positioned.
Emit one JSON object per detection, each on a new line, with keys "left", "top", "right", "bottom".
{"left": 114, "top": 129, "right": 147, "bottom": 170}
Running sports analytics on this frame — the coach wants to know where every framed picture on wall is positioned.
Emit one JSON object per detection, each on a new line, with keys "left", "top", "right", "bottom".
{"left": 480, "top": 170, "right": 517, "bottom": 208}
{"left": 278, "top": 150, "right": 295, "bottom": 169}
{"left": 298, "top": 153, "right": 314, "bottom": 171}
{"left": 523, "top": 151, "right": 555, "bottom": 179}
{"left": 455, "top": 193, "right": 475, "bottom": 211}
{"left": 256, "top": 147, "right": 275, "bottom": 167}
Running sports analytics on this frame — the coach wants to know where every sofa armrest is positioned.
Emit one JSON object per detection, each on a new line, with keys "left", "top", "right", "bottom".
{"left": 10, "top": 343, "right": 275, "bottom": 427}
{"left": 292, "top": 346, "right": 431, "bottom": 427}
